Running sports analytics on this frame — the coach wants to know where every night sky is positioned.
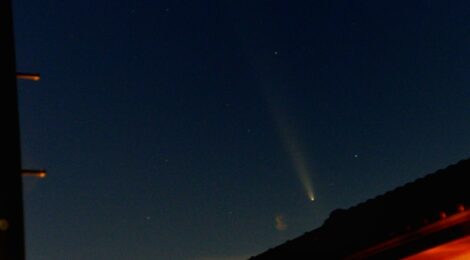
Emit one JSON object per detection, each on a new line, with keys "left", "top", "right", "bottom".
{"left": 13, "top": 1, "right": 470, "bottom": 259}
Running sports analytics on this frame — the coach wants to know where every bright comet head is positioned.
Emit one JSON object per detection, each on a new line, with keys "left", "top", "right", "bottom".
{"left": 308, "top": 192, "right": 315, "bottom": 202}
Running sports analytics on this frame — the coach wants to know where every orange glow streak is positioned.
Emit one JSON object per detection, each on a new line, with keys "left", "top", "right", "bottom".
{"left": 346, "top": 209, "right": 470, "bottom": 259}
{"left": 16, "top": 73, "right": 41, "bottom": 81}
{"left": 403, "top": 236, "right": 470, "bottom": 260}
{"left": 22, "top": 170, "right": 47, "bottom": 178}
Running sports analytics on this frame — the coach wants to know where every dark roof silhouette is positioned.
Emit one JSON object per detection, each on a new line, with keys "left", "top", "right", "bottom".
{"left": 251, "top": 157, "right": 470, "bottom": 259}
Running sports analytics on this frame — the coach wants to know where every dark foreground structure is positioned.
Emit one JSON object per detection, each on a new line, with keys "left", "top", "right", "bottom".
{"left": 252, "top": 158, "right": 470, "bottom": 259}
{"left": 0, "top": 1, "right": 26, "bottom": 259}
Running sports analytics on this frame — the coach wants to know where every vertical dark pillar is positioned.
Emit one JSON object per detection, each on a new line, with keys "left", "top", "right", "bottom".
{"left": 0, "top": 0, "right": 26, "bottom": 259}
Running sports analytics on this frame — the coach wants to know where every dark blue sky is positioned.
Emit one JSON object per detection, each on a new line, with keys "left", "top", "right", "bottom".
{"left": 13, "top": 1, "right": 470, "bottom": 259}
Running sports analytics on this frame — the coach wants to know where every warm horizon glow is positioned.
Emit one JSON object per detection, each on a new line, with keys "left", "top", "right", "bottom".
{"left": 403, "top": 236, "right": 470, "bottom": 260}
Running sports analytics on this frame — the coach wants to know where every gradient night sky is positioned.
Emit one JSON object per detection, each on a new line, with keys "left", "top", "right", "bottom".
{"left": 13, "top": 1, "right": 469, "bottom": 259}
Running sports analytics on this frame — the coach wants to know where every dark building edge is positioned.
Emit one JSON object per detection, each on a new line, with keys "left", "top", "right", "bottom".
{"left": 251, "top": 157, "right": 470, "bottom": 259}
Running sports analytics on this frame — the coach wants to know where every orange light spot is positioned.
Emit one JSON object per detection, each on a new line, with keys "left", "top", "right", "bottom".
{"left": 22, "top": 170, "right": 47, "bottom": 179}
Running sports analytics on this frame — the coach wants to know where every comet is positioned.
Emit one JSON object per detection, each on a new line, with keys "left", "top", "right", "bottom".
{"left": 274, "top": 112, "right": 316, "bottom": 202}
{"left": 237, "top": 48, "right": 317, "bottom": 202}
